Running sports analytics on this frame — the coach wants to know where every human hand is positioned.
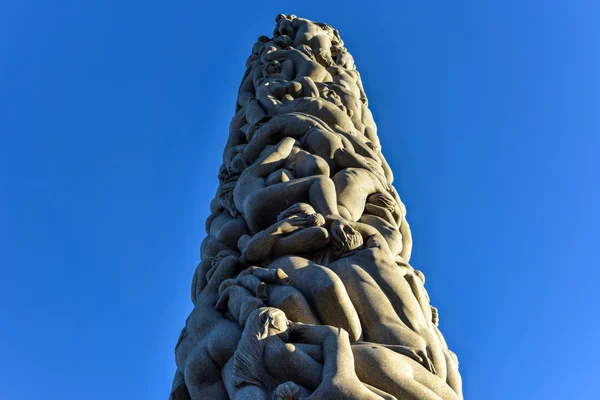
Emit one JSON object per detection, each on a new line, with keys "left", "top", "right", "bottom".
{"left": 367, "top": 193, "right": 396, "bottom": 211}
{"left": 277, "top": 203, "right": 314, "bottom": 221}
{"left": 276, "top": 218, "right": 306, "bottom": 234}
{"left": 329, "top": 220, "right": 355, "bottom": 249}
{"left": 245, "top": 266, "right": 290, "bottom": 285}
{"left": 233, "top": 266, "right": 290, "bottom": 299}
{"left": 246, "top": 114, "right": 272, "bottom": 142}
{"left": 229, "top": 153, "right": 248, "bottom": 174}
{"left": 215, "top": 268, "right": 289, "bottom": 325}
{"left": 288, "top": 321, "right": 341, "bottom": 344}
{"left": 367, "top": 166, "right": 390, "bottom": 191}
{"left": 415, "top": 347, "right": 437, "bottom": 375}
{"left": 286, "top": 323, "right": 382, "bottom": 400}
{"left": 430, "top": 305, "right": 439, "bottom": 327}
{"left": 329, "top": 220, "right": 344, "bottom": 250}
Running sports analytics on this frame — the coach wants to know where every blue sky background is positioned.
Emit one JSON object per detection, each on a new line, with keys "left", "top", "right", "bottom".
{"left": 1, "top": 1, "right": 598, "bottom": 399}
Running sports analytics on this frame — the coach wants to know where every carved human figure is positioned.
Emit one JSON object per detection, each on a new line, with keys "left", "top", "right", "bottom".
{"left": 241, "top": 112, "right": 390, "bottom": 185}
{"left": 255, "top": 76, "right": 319, "bottom": 105}
{"left": 225, "top": 307, "right": 385, "bottom": 400}
{"left": 176, "top": 251, "right": 323, "bottom": 400}
{"left": 316, "top": 81, "right": 377, "bottom": 142}
{"left": 265, "top": 219, "right": 445, "bottom": 376}
{"left": 173, "top": 251, "right": 243, "bottom": 399}
{"left": 325, "top": 220, "right": 448, "bottom": 378}
{"left": 206, "top": 207, "right": 249, "bottom": 251}
{"left": 274, "top": 14, "right": 296, "bottom": 39}
{"left": 352, "top": 343, "right": 461, "bottom": 400}
{"left": 261, "top": 47, "right": 333, "bottom": 83}
{"left": 242, "top": 112, "right": 352, "bottom": 170}
{"left": 233, "top": 137, "right": 339, "bottom": 233}
{"left": 290, "top": 18, "right": 341, "bottom": 67}
{"left": 333, "top": 167, "right": 396, "bottom": 221}
{"left": 255, "top": 87, "right": 358, "bottom": 135}
{"left": 239, "top": 203, "right": 329, "bottom": 265}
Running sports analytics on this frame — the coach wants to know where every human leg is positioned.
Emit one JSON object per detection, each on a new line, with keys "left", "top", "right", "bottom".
{"left": 274, "top": 226, "right": 329, "bottom": 257}
{"left": 267, "top": 256, "right": 362, "bottom": 341}
{"left": 267, "top": 285, "right": 321, "bottom": 325}
{"left": 352, "top": 344, "right": 459, "bottom": 400}
{"left": 244, "top": 176, "right": 338, "bottom": 233}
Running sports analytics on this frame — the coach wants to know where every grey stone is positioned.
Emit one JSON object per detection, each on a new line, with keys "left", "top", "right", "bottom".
{"left": 171, "top": 14, "right": 462, "bottom": 400}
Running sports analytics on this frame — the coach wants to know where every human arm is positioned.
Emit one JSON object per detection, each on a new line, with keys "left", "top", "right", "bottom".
{"left": 263, "top": 47, "right": 332, "bottom": 82}
{"left": 333, "top": 128, "right": 383, "bottom": 162}
{"left": 276, "top": 323, "right": 383, "bottom": 400}
{"left": 237, "top": 60, "right": 261, "bottom": 108}
{"left": 366, "top": 192, "right": 403, "bottom": 226}
{"left": 242, "top": 114, "right": 312, "bottom": 164}
{"left": 247, "top": 136, "right": 296, "bottom": 178}
{"left": 223, "top": 104, "right": 249, "bottom": 161}
{"left": 241, "top": 214, "right": 322, "bottom": 264}
{"left": 331, "top": 219, "right": 392, "bottom": 255}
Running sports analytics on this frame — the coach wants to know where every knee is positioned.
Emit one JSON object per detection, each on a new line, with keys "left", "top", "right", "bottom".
{"left": 338, "top": 206, "right": 353, "bottom": 220}
{"left": 310, "top": 274, "right": 338, "bottom": 300}
{"left": 216, "top": 220, "right": 249, "bottom": 249}
{"left": 301, "top": 227, "right": 329, "bottom": 247}
{"left": 267, "top": 340, "right": 295, "bottom": 362}
{"left": 304, "top": 156, "right": 330, "bottom": 177}
{"left": 414, "top": 336, "right": 428, "bottom": 352}
{"left": 311, "top": 270, "right": 351, "bottom": 308}
{"left": 313, "top": 227, "right": 329, "bottom": 244}
{"left": 184, "top": 347, "right": 213, "bottom": 387}
{"left": 315, "top": 156, "right": 330, "bottom": 176}
{"left": 239, "top": 298, "right": 266, "bottom": 327}
{"left": 277, "top": 290, "right": 317, "bottom": 323}
{"left": 207, "top": 328, "right": 241, "bottom": 367}
{"left": 313, "top": 175, "right": 335, "bottom": 192}
{"left": 279, "top": 288, "right": 307, "bottom": 307}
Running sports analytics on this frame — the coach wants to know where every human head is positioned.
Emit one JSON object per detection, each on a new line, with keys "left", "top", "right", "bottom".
{"left": 232, "top": 307, "right": 290, "bottom": 391}
{"left": 245, "top": 115, "right": 272, "bottom": 142}
{"left": 212, "top": 249, "right": 237, "bottom": 269}
{"left": 217, "top": 181, "right": 240, "bottom": 218}
{"left": 274, "top": 35, "right": 292, "bottom": 48}
{"left": 335, "top": 49, "right": 355, "bottom": 69}
{"left": 260, "top": 307, "right": 290, "bottom": 342}
{"left": 331, "top": 222, "right": 364, "bottom": 258}
{"left": 266, "top": 60, "right": 282, "bottom": 75}
{"left": 218, "top": 163, "right": 239, "bottom": 184}
{"left": 252, "top": 35, "right": 271, "bottom": 55}
{"left": 273, "top": 382, "right": 301, "bottom": 400}
{"left": 320, "top": 87, "right": 346, "bottom": 113}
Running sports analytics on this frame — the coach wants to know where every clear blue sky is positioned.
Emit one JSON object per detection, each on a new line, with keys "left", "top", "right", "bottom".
{"left": 1, "top": 1, "right": 598, "bottom": 399}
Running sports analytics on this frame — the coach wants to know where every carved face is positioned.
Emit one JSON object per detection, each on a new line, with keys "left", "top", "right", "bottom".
{"left": 217, "top": 181, "right": 240, "bottom": 218}
{"left": 266, "top": 60, "right": 282, "bottom": 75}
{"left": 336, "top": 51, "right": 355, "bottom": 69}
{"left": 261, "top": 308, "right": 290, "bottom": 342}
{"left": 212, "top": 250, "right": 236, "bottom": 268}
{"left": 321, "top": 88, "right": 343, "bottom": 107}
{"left": 274, "top": 35, "right": 292, "bottom": 48}
{"left": 218, "top": 163, "right": 239, "bottom": 184}
{"left": 331, "top": 223, "right": 364, "bottom": 258}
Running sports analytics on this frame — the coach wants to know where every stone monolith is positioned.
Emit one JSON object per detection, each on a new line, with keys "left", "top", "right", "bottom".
{"left": 170, "top": 14, "right": 463, "bottom": 400}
